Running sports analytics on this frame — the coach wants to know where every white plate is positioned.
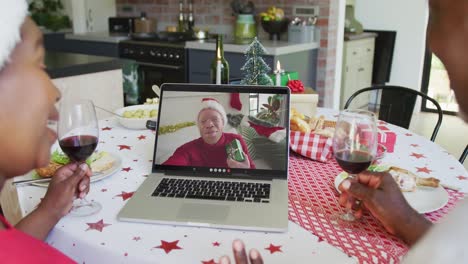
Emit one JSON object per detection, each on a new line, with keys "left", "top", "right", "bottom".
{"left": 31, "top": 152, "right": 122, "bottom": 187}
{"left": 334, "top": 171, "right": 449, "bottom": 214}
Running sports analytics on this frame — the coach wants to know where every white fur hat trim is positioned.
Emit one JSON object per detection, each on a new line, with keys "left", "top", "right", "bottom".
{"left": 0, "top": 0, "right": 28, "bottom": 70}
{"left": 198, "top": 98, "right": 227, "bottom": 125}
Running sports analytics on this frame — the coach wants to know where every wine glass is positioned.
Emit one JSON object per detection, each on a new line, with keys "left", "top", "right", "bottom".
{"left": 333, "top": 109, "right": 378, "bottom": 222}
{"left": 58, "top": 98, "right": 101, "bottom": 216}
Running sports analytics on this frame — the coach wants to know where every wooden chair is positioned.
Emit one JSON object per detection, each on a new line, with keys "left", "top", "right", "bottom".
{"left": 344, "top": 85, "right": 443, "bottom": 142}
{"left": 460, "top": 145, "right": 468, "bottom": 163}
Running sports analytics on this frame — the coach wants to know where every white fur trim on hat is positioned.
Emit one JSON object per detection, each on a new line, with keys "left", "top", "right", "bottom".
{"left": 0, "top": 0, "right": 28, "bottom": 71}
{"left": 198, "top": 98, "right": 227, "bottom": 125}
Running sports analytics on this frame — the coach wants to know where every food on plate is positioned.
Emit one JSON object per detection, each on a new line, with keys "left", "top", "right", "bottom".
{"left": 35, "top": 150, "right": 115, "bottom": 178}
{"left": 122, "top": 108, "right": 158, "bottom": 119}
{"left": 144, "top": 97, "right": 159, "bottom": 105}
{"left": 290, "top": 108, "right": 335, "bottom": 137}
{"left": 389, "top": 166, "right": 440, "bottom": 192}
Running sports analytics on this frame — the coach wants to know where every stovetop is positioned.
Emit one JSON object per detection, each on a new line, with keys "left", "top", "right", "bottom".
{"left": 120, "top": 31, "right": 198, "bottom": 48}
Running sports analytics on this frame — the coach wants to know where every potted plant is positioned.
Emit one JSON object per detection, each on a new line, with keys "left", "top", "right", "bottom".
{"left": 29, "top": 0, "right": 71, "bottom": 32}
{"left": 230, "top": 0, "right": 256, "bottom": 44}
{"left": 256, "top": 94, "right": 284, "bottom": 125}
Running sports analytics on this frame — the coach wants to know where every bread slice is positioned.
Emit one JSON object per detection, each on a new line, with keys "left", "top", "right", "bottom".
{"left": 90, "top": 152, "right": 115, "bottom": 173}
{"left": 36, "top": 162, "right": 63, "bottom": 178}
{"left": 389, "top": 166, "right": 439, "bottom": 192}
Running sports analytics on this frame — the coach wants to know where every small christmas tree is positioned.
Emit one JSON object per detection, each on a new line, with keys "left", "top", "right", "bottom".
{"left": 240, "top": 37, "right": 273, "bottom": 85}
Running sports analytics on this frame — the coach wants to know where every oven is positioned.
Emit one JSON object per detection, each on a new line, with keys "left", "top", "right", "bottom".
{"left": 119, "top": 40, "right": 187, "bottom": 104}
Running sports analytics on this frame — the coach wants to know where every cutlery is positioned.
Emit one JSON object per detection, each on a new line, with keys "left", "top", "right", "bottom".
{"left": 13, "top": 172, "right": 103, "bottom": 185}
{"left": 94, "top": 105, "right": 123, "bottom": 118}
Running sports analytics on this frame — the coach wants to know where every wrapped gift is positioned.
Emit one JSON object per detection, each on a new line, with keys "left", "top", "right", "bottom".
{"left": 376, "top": 125, "right": 396, "bottom": 153}
{"left": 290, "top": 131, "right": 333, "bottom": 162}
{"left": 225, "top": 139, "right": 246, "bottom": 162}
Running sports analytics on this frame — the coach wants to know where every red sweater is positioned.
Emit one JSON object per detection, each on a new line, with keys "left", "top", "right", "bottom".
{"left": 163, "top": 133, "right": 255, "bottom": 168}
{"left": 0, "top": 215, "right": 75, "bottom": 263}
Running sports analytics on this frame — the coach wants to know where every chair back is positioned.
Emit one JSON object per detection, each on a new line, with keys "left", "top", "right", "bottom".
{"left": 460, "top": 145, "right": 468, "bottom": 164}
{"left": 344, "top": 85, "right": 443, "bottom": 141}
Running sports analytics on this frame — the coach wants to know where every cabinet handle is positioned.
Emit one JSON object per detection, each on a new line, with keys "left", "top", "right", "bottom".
{"left": 353, "top": 51, "right": 357, "bottom": 55}
{"left": 358, "top": 67, "right": 365, "bottom": 72}
{"left": 367, "top": 48, "right": 372, "bottom": 52}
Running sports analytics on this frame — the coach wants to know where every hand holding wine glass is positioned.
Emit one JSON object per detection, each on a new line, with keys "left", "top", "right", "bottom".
{"left": 58, "top": 98, "right": 101, "bottom": 216}
{"left": 333, "top": 109, "right": 378, "bottom": 222}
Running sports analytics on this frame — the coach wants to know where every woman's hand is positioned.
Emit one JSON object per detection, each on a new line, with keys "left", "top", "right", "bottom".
{"left": 39, "top": 163, "right": 91, "bottom": 219}
{"left": 219, "top": 239, "right": 263, "bottom": 264}
{"left": 339, "top": 171, "right": 432, "bottom": 245}
{"left": 227, "top": 152, "right": 251, "bottom": 169}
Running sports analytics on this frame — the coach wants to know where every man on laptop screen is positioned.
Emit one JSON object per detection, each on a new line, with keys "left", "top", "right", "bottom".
{"left": 118, "top": 84, "right": 290, "bottom": 232}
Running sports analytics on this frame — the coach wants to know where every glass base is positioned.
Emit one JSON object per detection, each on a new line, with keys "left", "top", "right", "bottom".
{"left": 69, "top": 200, "right": 102, "bottom": 217}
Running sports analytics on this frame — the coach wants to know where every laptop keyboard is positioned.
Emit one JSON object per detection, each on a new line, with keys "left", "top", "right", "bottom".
{"left": 151, "top": 178, "right": 271, "bottom": 203}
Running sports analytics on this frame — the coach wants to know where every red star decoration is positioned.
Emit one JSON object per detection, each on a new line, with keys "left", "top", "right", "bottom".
{"left": 416, "top": 167, "right": 432, "bottom": 174}
{"left": 122, "top": 167, "right": 132, "bottom": 172}
{"left": 115, "top": 191, "right": 135, "bottom": 201}
{"left": 133, "top": 159, "right": 138, "bottom": 162}
{"left": 133, "top": 236, "right": 141, "bottom": 241}
{"left": 101, "top": 127, "right": 112, "bottom": 131}
{"left": 124, "top": 253, "right": 128, "bottom": 257}
{"left": 457, "top": 176, "right": 468, "bottom": 181}
{"left": 410, "top": 153, "right": 426, "bottom": 159}
{"left": 410, "top": 144, "right": 419, "bottom": 147}
{"left": 86, "top": 219, "right": 111, "bottom": 232}
{"left": 405, "top": 133, "right": 413, "bottom": 136}
{"left": 265, "top": 243, "right": 282, "bottom": 254}
{"left": 154, "top": 240, "right": 182, "bottom": 254}
{"left": 101, "top": 188, "right": 108, "bottom": 192}
{"left": 212, "top": 241, "right": 220, "bottom": 247}
{"left": 318, "top": 237, "right": 324, "bottom": 242}
{"left": 137, "top": 135, "right": 146, "bottom": 140}
{"left": 201, "top": 260, "right": 217, "bottom": 264}
{"left": 117, "top": 145, "right": 131, "bottom": 150}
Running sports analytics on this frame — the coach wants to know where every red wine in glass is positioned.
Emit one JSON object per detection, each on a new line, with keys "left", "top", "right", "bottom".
{"left": 335, "top": 150, "right": 373, "bottom": 175}
{"left": 59, "top": 135, "right": 98, "bottom": 162}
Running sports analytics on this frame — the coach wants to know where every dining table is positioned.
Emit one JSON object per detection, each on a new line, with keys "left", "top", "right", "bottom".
{"left": 11, "top": 108, "right": 467, "bottom": 264}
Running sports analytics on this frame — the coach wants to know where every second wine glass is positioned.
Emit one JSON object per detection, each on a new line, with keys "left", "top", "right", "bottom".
{"left": 333, "top": 109, "right": 378, "bottom": 222}
{"left": 58, "top": 98, "right": 101, "bottom": 216}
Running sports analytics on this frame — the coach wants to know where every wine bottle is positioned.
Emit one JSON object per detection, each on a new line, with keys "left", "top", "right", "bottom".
{"left": 177, "top": 0, "right": 185, "bottom": 32}
{"left": 210, "top": 35, "right": 229, "bottom": 84}
{"left": 187, "top": 0, "right": 194, "bottom": 32}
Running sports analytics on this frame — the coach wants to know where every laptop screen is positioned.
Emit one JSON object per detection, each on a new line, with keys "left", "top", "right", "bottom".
{"left": 152, "top": 84, "right": 290, "bottom": 178}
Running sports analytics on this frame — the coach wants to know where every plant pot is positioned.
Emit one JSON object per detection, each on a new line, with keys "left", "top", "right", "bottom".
{"left": 235, "top": 14, "right": 257, "bottom": 44}
{"left": 260, "top": 19, "right": 289, "bottom": 41}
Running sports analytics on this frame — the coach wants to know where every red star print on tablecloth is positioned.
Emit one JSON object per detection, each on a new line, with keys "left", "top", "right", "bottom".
{"left": 416, "top": 166, "right": 432, "bottom": 174}
{"left": 101, "top": 127, "right": 112, "bottom": 131}
{"left": 122, "top": 167, "right": 132, "bottom": 172}
{"left": 405, "top": 133, "right": 413, "bottom": 136}
{"left": 115, "top": 191, "right": 135, "bottom": 201}
{"left": 410, "top": 144, "right": 419, "bottom": 147}
{"left": 86, "top": 219, "right": 111, "bottom": 232}
{"left": 265, "top": 243, "right": 282, "bottom": 254}
{"left": 212, "top": 241, "right": 220, "bottom": 247}
{"left": 153, "top": 240, "right": 182, "bottom": 254}
{"left": 137, "top": 135, "right": 146, "bottom": 140}
{"left": 410, "top": 153, "right": 426, "bottom": 159}
{"left": 101, "top": 188, "right": 108, "bottom": 192}
{"left": 201, "top": 259, "right": 217, "bottom": 264}
{"left": 117, "top": 145, "right": 131, "bottom": 150}
{"left": 457, "top": 176, "right": 468, "bottom": 180}
{"left": 133, "top": 236, "right": 141, "bottom": 241}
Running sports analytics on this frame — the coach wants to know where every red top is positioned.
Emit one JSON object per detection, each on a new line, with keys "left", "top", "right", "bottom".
{"left": 163, "top": 133, "right": 255, "bottom": 168}
{"left": 0, "top": 215, "right": 75, "bottom": 263}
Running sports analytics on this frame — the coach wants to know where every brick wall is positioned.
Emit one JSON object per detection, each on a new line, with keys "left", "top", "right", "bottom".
{"left": 117, "top": 0, "right": 339, "bottom": 107}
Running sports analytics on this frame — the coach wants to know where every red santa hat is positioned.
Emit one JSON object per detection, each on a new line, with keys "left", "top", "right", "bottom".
{"left": 0, "top": 0, "right": 28, "bottom": 71}
{"left": 198, "top": 98, "right": 227, "bottom": 125}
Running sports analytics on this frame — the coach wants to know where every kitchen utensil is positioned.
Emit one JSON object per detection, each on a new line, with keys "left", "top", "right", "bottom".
{"left": 14, "top": 172, "right": 104, "bottom": 185}
{"left": 134, "top": 12, "right": 156, "bottom": 34}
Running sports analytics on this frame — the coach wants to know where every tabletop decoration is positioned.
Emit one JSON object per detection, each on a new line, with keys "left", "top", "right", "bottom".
{"left": 240, "top": 37, "right": 273, "bottom": 86}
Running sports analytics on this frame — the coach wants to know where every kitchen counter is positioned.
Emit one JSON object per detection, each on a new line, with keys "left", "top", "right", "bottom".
{"left": 45, "top": 51, "right": 127, "bottom": 79}
{"left": 185, "top": 39, "right": 320, "bottom": 55}
{"left": 65, "top": 32, "right": 129, "bottom": 43}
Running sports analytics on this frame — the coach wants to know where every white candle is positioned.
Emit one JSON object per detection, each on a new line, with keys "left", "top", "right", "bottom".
{"left": 216, "top": 60, "right": 222, "bottom": 84}
{"left": 275, "top": 60, "right": 282, "bottom": 86}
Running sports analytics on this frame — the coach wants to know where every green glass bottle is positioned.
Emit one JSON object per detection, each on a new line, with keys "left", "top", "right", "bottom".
{"left": 210, "top": 35, "right": 229, "bottom": 84}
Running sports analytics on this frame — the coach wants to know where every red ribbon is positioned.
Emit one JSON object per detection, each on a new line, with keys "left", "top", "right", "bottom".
{"left": 287, "top": 80, "right": 305, "bottom": 93}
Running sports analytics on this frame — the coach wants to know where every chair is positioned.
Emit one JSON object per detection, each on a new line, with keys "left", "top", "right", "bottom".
{"left": 344, "top": 85, "right": 443, "bottom": 142}
{"left": 460, "top": 145, "right": 468, "bottom": 163}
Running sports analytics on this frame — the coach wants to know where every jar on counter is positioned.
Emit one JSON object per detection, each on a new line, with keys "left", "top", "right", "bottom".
{"left": 234, "top": 14, "right": 256, "bottom": 44}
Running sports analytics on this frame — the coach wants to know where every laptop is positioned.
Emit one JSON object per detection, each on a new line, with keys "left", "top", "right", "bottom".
{"left": 118, "top": 83, "right": 290, "bottom": 232}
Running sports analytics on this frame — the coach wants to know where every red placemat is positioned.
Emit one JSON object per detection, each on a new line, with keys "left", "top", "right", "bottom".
{"left": 287, "top": 152, "right": 465, "bottom": 263}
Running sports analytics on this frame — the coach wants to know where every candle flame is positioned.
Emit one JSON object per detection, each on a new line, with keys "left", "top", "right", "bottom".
{"left": 276, "top": 60, "right": 281, "bottom": 71}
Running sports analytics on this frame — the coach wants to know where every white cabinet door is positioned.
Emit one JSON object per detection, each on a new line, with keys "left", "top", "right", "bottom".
{"left": 70, "top": 0, "right": 116, "bottom": 33}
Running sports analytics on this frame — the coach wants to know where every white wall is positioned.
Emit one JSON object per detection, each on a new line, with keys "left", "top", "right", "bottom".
{"left": 354, "top": 0, "right": 429, "bottom": 91}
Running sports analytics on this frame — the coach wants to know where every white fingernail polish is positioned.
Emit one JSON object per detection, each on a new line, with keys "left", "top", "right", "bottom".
{"left": 79, "top": 163, "right": 88, "bottom": 170}
{"left": 342, "top": 180, "right": 351, "bottom": 189}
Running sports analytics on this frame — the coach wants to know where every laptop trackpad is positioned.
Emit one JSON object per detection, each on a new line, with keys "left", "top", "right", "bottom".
{"left": 177, "top": 203, "right": 229, "bottom": 221}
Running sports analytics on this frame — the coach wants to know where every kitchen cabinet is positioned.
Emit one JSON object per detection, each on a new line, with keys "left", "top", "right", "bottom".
{"left": 187, "top": 48, "right": 318, "bottom": 87}
{"left": 340, "top": 35, "right": 376, "bottom": 109}
{"left": 44, "top": 33, "right": 120, "bottom": 57}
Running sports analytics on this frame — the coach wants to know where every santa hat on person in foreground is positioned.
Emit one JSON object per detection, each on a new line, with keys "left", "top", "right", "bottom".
{"left": 198, "top": 98, "right": 228, "bottom": 125}
{"left": 0, "top": 0, "right": 28, "bottom": 71}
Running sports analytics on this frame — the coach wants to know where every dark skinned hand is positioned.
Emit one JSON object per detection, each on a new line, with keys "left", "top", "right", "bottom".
{"left": 219, "top": 239, "right": 264, "bottom": 264}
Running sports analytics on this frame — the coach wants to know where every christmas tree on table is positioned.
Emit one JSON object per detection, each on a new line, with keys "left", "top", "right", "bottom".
{"left": 240, "top": 37, "right": 273, "bottom": 85}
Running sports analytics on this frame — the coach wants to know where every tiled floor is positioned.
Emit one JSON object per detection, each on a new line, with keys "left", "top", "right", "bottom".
{"left": 409, "top": 111, "right": 468, "bottom": 169}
